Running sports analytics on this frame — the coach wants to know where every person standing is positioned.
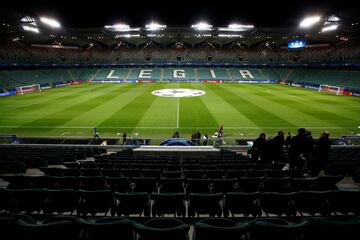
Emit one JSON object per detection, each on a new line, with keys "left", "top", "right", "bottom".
{"left": 288, "top": 128, "right": 313, "bottom": 169}
{"left": 93, "top": 127, "right": 100, "bottom": 140}
{"left": 218, "top": 125, "right": 224, "bottom": 138}
{"left": 271, "top": 130, "right": 285, "bottom": 162}
{"left": 251, "top": 133, "right": 266, "bottom": 161}
{"left": 203, "top": 133, "right": 209, "bottom": 146}
{"left": 122, "top": 132, "right": 127, "bottom": 145}
{"left": 309, "top": 131, "right": 331, "bottom": 176}
{"left": 172, "top": 131, "right": 180, "bottom": 138}
{"left": 285, "top": 132, "right": 292, "bottom": 149}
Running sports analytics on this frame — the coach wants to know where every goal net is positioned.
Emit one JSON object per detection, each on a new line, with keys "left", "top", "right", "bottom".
{"left": 318, "top": 85, "right": 344, "bottom": 95}
{"left": 16, "top": 84, "right": 42, "bottom": 95}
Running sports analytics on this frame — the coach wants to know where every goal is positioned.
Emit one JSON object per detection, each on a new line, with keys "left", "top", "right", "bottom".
{"left": 16, "top": 84, "right": 42, "bottom": 95}
{"left": 318, "top": 85, "right": 344, "bottom": 95}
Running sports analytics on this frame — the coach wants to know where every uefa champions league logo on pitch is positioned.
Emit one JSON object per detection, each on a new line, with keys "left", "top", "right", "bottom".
{"left": 152, "top": 88, "right": 206, "bottom": 98}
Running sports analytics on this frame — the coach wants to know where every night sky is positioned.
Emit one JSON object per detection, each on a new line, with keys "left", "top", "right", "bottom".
{"left": 1, "top": 0, "right": 359, "bottom": 28}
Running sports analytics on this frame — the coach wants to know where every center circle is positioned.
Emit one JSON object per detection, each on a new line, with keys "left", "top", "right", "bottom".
{"left": 152, "top": 88, "right": 206, "bottom": 98}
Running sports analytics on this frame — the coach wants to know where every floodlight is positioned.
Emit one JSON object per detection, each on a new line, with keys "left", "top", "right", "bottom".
{"left": 21, "top": 16, "right": 36, "bottom": 23}
{"left": 192, "top": 22, "right": 212, "bottom": 31}
{"left": 218, "top": 24, "right": 254, "bottom": 31}
{"left": 40, "top": 17, "right": 61, "bottom": 28}
{"left": 105, "top": 24, "right": 140, "bottom": 32}
{"left": 299, "top": 16, "right": 321, "bottom": 28}
{"left": 115, "top": 34, "right": 140, "bottom": 38}
{"left": 218, "top": 34, "right": 243, "bottom": 38}
{"left": 105, "top": 24, "right": 129, "bottom": 31}
{"left": 327, "top": 15, "right": 340, "bottom": 22}
{"left": 145, "top": 22, "right": 166, "bottom": 31}
{"left": 321, "top": 24, "right": 338, "bottom": 32}
{"left": 22, "top": 25, "right": 39, "bottom": 33}
{"left": 229, "top": 24, "right": 254, "bottom": 30}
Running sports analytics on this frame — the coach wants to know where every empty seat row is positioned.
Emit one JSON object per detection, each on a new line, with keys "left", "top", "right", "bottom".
{"left": 2, "top": 175, "right": 344, "bottom": 193}
{"left": 1, "top": 189, "right": 359, "bottom": 217}
{"left": 39, "top": 167, "right": 310, "bottom": 179}
{"left": 1, "top": 214, "right": 360, "bottom": 240}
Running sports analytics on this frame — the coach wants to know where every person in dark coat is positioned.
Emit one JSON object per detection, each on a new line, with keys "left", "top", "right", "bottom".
{"left": 122, "top": 132, "right": 127, "bottom": 145}
{"left": 251, "top": 133, "right": 266, "bottom": 161}
{"left": 309, "top": 131, "right": 331, "bottom": 176}
{"left": 288, "top": 128, "right": 313, "bottom": 169}
{"left": 271, "top": 130, "right": 285, "bottom": 162}
{"left": 285, "top": 132, "right": 292, "bottom": 149}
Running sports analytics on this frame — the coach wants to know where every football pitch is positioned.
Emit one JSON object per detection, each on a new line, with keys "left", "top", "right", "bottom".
{"left": 0, "top": 83, "right": 359, "bottom": 142}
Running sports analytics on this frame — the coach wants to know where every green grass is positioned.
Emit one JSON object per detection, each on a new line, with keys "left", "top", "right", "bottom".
{"left": 0, "top": 83, "right": 360, "bottom": 143}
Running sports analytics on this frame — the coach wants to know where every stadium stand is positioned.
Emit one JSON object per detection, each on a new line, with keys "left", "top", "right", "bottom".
{"left": 1, "top": 42, "right": 360, "bottom": 65}
{"left": 1, "top": 67, "right": 360, "bottom": 91}
{"left": 1, "top": 10, "right": 360, "bottom": 240}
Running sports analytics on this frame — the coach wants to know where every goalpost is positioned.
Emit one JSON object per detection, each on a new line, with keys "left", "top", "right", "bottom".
{"left": 16, "top": 84, "right": 42, "bottom": 95}
{"left": 318, "top": 85, "right": 344, "bottom": 95}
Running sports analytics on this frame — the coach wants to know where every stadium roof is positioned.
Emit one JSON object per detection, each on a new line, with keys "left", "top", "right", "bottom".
{"left": 0, "top": 0, "right": 359, "bottom": 48}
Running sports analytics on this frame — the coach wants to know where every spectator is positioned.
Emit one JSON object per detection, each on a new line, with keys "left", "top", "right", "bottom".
{"left": 285, "top": 132, "right": 292, "bottom": 149}
{"left": 93, "top": 127, "right": 100, "bottom": 140}
{"left": 251, "top": 133, "right": 266, "bottom": 161}
{"left": 270, "top": 130, "right": 285, "bottom": 162}
{"left": 203, "top": 133, "right": 209, "bottom": 146}
{"left": 308, "top": 131, "right": 331, "bottom": 176}
{"left": 122, "top": 132, "right": 127, "bottom": 145}
{"left": 218, "top": 125, "right": 224, "bottom": 137}
{"left": 172, "top": 131, "right": 180, "bottom": 138}
{"left": 288, "top": 128, "right": 314, "bottom": 169}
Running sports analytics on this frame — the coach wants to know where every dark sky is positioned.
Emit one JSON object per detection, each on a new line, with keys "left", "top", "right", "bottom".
{"left": 1, "top": 0, "right": 359, "bottom": 28}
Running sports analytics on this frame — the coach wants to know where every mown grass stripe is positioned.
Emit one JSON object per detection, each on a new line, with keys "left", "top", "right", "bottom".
{"left": 207, "top": 83, "right": 296, "bottom": 128}
{"left": 136, "top": 83, "right": 178, "bottom": 131}
{"left": 254, "top": 84, "right": 360, "bottom": 126}
{"left": 200, "top": 83, "right": 258, "bottom": 128}
{"left": 13, "top": 84, "right": 131, "bottom": 133}
{"left": 0, "top": 84, "right": 107, "bottom": 115}
{"left": 98, "top": 83, "right": 162, "bottom": 133}
{"left": 177, "top": 83, "right": 219, "bottom": 134}
{"left": 62, "top": 84, "right": 145, "bottom": 127}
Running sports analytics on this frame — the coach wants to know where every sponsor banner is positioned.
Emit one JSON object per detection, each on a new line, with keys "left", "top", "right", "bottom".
{"left": 279, "top": 81, "right": 288, "bottom": 85}
{"left": 161, "top": 79, "right": 200, "bottom": 83}
{"left": 55, "top": 83, "right": 71, "bottom": 87}
{"left": 91, "top": 80, "right": 137, "bottom": 83}
{"left": 137, "top": 80, "right": 156, "bottom": 83}
{"left": 238, "top": 80, "right": 274, "bottom": 83}
{"left": 291, "top": 83, "right": 301, "bottom": 87}
{"left": 304, "top": 85, "right": 319, "bottom": 90}
{"left": 0, "top": 90, "right": 16, "bottom": 97}
{"left": 71, "top": 80, "right": 83, "bottom": 85}
{"left": 202, "top": 80, "right": 224, "bottom": 83}
{"left": 40, "top": 86, "right": 52, "bottom": 90}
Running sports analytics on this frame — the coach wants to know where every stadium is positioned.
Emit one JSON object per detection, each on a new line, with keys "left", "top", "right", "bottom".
{"left": 1, "top": 1, "right": 360, "bottom": 239}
